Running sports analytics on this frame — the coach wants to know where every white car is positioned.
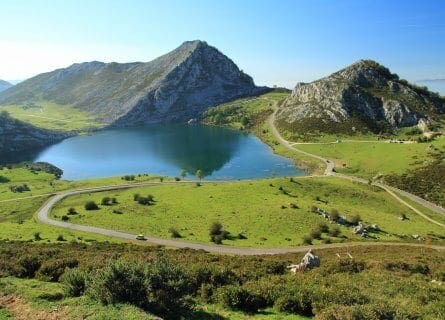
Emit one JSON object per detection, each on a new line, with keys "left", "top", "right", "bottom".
{"left": 135, "top": 234, "right": 146, "bottom": 241}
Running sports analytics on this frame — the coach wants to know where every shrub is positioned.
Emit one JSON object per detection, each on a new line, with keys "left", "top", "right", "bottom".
{"left": 209, "top": 222, "right": 229, "bottom": 244}
{"left": 133, "top": 193, "right": 140, "bottom": 201}
{"left": 350, "top": 214, "right": 362, "bottom": 225}
{"left": 302, "top": 235, "right": 313, "bottom": 245}
{"left": 329, "top": 226, "right": 341, "bottom": 237}
{"left": 62, "top": 268, "right": 86, "bottom": 297}
{"left": 318, "top": 222, "right": 329, "bottom": 233}
{"left": 37, "top": 258, "right": 78, "bottom": 282}
{"left": 145, "top": 258, "right": 194, "bottom": 319}
{"left": 61, "top": 215, "right": 69, "bottom": 221}
{"left": 33, "top": 232, "right": 42, "bottom": 241}
{"left": 274, "top": 292, "right": 313, "bottom": 316}
{"left": 57, "top": 235, "right": 66, "bottom": 241}
{"left": 84, "top": 201, "right": 99, "bottom": 210}
{"left": 217, "top": 285, "right": 266, "bottom": 313}
{"left": 137, "top": 195, "right": 154, "bottom": 205}
{"left": 330, "top": 209, "right": 340, "bottom": 221}
{"left": 88, "top": 260, "right": 147, "bottom": 307}
{"left": 18, "top": 255, "right": 41, "bottom": 278}
{"left": 111, "top": 197, "right": 118, "bottom": 204}
{"left": 169, "top": 228, "right": 182, "bottom": 238}
{"left": 310, "top": 228, "right": 322, "bottom": 239}
{"left": 67, "top": 207, "right": 77, "bottom": 215}
{"left": 101, "top": 197, "right": 111, "bottom": 205}
{"left": 310, "top": 205, "right": 318, "bottom": 213}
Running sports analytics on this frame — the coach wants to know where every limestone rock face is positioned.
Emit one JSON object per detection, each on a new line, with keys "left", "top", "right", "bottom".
{"left": 277, "top": 60, "right": 445, "bottom": 133}
{"left": 0, "top": 41, "right": 266, "bottom": 126}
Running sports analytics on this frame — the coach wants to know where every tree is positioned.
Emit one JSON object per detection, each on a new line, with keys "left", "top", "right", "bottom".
{"left": 195, "top": 169, "right": 204, "bottom": 182}
{"left": 179, "top": 169, "right": 187, "bottom": 179}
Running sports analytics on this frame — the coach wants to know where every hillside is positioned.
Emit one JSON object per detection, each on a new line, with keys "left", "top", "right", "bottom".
{"left": 0, "top": 111, "right": 68, "bottom": 162}
{"left": 0, "top": 41, "right": 266, "bottom": 126}
{"left": 0, "top": 80, "right": 12, "bottom": 92}
{"left": 276, "top": 60, "right": 445, "bottom": 134}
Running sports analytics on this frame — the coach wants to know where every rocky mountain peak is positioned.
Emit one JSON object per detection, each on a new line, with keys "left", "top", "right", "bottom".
{"left": 0, "top": 40, "right": 265, "bottom": 126}
{"left": 330, "top": 59, "right": 397, "bottom": 88}
{"left": 277, "top": 60, "right": 445, "bottom": 134}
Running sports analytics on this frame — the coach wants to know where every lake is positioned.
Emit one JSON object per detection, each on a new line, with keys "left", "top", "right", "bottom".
{"left": 33, "top": 124, "right": 304, "bottom": 180}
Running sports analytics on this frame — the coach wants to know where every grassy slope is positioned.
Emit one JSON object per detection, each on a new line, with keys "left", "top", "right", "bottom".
{"left": 0, "top": 166, "right": 169, "bottom": 243}
{"left": 1, "top": 101, "right": 103, "bottom": 131}
{"left": 297, "top": 136, "right": 445, "bottom": 178}
{"left": 52, "top": 177, "right": 445, "bottom": 247}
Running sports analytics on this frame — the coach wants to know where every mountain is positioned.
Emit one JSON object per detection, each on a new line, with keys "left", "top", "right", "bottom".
{"left": 0, "top": 41, "right": 266, "bottom": 126}
{"left": 0, "top": 111, "right": 68, "bottom": 163}
{"left": 276, "top": 60, "right": 445, "bottom": 134}
{"left": 0, "top": 80, "right": 12, "bottom": 93}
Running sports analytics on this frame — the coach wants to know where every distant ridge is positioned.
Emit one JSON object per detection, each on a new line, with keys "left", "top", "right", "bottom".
{"left": 0, "top": 80, "right": 12, "bottom": 93}
{"left": 0, "top": 40, "right": 267, "bottom": 126}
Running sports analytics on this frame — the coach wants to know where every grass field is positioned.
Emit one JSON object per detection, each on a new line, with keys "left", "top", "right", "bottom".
{"left": 297, "top": 136, "right": 445, "bottom": 178}
{"left": 51, "top": 177, "right": 445, "bottom": 247}
{"left": 0, "top": 166, "right": 170, "bottom": 243}
{"left": 1, "top": 101, "right": 103, "bottom": 131}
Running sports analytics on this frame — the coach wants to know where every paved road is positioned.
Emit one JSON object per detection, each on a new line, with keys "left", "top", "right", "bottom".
{"left": 36, "top": 185, "right": 444, "bottom": 254}
{"left": 268, "top": 103, "right": 445, "bottom": 227}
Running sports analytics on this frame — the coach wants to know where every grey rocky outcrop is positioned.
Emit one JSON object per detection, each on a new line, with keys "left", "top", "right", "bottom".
{"left": 277, "top": 60, "right": 445, "bottom": 132}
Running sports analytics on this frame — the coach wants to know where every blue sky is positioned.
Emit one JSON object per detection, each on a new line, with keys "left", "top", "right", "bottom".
{"left": 1, "top": 0, "right": 444, "bottom": 87}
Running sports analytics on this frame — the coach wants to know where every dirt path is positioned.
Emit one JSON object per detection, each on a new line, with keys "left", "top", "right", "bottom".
{"left": 0, "top": 295, "right": 69, "bottom": 320}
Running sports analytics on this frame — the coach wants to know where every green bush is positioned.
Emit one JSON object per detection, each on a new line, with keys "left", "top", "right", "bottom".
{"left": 168, "top": 228, "right": 182, "bottom": 238}
{"left": 101, "top": 197, "right": 111, "bottom": 205}
{"left": 88, "top": 260, "right": 147, "bottom": 307}
{"left": 274, "top": 292, "right": 313, "bottom": 316}
{"left": 302, "top": 235, "right": 313, "bottom": 245}
{"left": 217, "top": 285, "right": 266, "bottom": 313}
{"left": 62, "top": 268, "right": 87, "bottom": 297}
{"left": 37, "top": 258, "right": 78, "bottom": 282}
{"left": 144, "top": 258, "right": 194, "bottom": 319}
{"left": 84, "top": 201, "right": 99, "bottom": 210}
{"left": 17, "top": 255, "right": 41, "bottom": 278}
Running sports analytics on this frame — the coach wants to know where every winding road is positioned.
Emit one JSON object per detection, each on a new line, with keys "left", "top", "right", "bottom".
{"left": 33, "top": 105, "right": 445, "bottom": 255}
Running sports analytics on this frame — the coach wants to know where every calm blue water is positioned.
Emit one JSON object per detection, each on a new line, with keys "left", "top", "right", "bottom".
{"left": 33, "top": 124, "right": 303, "bottom": 180}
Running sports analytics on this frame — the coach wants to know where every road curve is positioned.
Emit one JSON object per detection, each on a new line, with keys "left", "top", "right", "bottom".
{"left": 36, "top": 184, "right": 444, "bottom": 255}
{"left": 268, "top": 104, "right": 445, "bottom": 227}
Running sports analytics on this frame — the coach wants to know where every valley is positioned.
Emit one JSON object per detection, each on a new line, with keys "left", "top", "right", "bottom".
{"left": 1, "top": 33, "right": 444, "bottom": 320}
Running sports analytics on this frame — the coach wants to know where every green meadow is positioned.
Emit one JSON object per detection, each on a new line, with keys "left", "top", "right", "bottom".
{"left": 1, "top": 101, "right": 103, "bottom": 131}
{"left": 297, "top": 136, "right": 445, "bottom": 178}
{"left": 52, "top": 177, "right": 444, "bottom": 247}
